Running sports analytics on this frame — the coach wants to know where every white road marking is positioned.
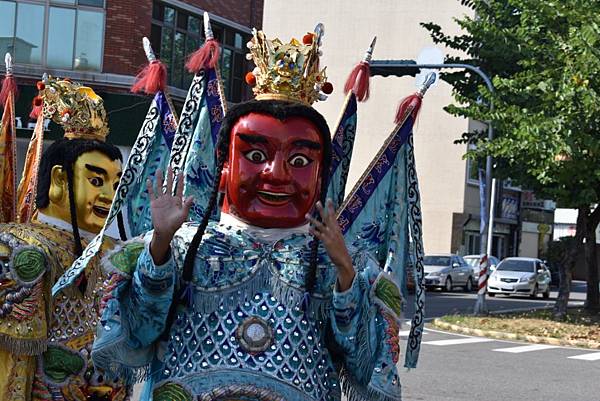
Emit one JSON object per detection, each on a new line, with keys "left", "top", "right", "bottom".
{"left": 493, "top": 344, "right": 558, "bottom": 353}
{"left": 422, "top": 337, "right": 494, "bottom": 346}
{"left": 568, "top": 352, "right": 600, "bottom": 361}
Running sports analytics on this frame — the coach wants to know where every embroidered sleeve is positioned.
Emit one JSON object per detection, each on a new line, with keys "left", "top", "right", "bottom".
{"left": 332, "top": 272, "right": 363, "bottom": 336}
{"left": 93, "top": 232, "right": 176, "bottom": 383}
{"left": 331, "top": 254, "right": 403, "bottom": 401}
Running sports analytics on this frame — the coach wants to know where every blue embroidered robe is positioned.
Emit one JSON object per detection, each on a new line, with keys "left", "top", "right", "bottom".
{"left": 93, "top": 221, "right": 403, "bottom": 401}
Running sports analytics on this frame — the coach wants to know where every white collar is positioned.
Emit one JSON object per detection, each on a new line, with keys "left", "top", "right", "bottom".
{"left": 219, "top": 212, "right": 309, "bottom": 244}
{"left": 36, "top": 212, "right": 96, "bottom": 240}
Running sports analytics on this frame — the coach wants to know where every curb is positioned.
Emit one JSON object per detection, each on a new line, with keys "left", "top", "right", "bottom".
{"left": 430, "top": 319, "right": 600, "bottom": 350}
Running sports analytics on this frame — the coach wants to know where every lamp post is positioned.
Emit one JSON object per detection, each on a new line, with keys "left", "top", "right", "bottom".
{"left": 369, "top": 60, "right": 495, "bottom": 314}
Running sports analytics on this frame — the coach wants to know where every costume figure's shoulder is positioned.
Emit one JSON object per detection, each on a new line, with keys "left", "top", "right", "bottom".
{"left": 0, "top": 223, "right": 51, "bottom": 355}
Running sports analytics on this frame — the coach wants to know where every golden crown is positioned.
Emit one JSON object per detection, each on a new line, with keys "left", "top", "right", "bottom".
{"left": 245, "top": 24, "right": 332, "bottom": 106}
{"left": 38, "top": 76, "right": 109, "bottom": 142}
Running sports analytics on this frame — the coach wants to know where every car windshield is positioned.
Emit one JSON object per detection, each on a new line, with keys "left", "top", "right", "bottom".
{"left": 496, "top": 259, "right": 534, "bottom": 273}
{"left": 464, "top": 257, "right": 480, "bottom": 267}
{"left": 423, "top": 256, "right": 451, "bottom": 266}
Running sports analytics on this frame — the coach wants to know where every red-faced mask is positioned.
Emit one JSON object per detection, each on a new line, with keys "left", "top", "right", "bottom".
{"left": 220, "top": 113, "right": 324, "bottom": 228}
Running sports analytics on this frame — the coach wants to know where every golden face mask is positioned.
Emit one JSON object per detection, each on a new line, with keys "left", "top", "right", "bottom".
{"left": 40, "top": 150, "right": 122, "bottom": 234}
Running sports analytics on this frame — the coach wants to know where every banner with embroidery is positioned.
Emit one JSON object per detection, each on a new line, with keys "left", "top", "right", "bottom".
{"left": 16, "top": 114, "right": 44, "bottom": 223}
{"left": 336, "top": 114, "right": 424, "bottom": 369}
{"left": 126, "top": 91, "right": 177, "bottom": 236}
{"left": 326, "top": 92, "right": 357, "bottom": 209}
{"left": 182, "top": 67, "right": 226, "bottom": 222}
{"left": 0, "top": 88, "right": 17, "bottom": 223}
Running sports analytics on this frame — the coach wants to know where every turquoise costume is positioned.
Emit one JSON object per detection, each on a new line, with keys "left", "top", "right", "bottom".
{"left": 93, "top": 218, "right": 403, "bottom": 401}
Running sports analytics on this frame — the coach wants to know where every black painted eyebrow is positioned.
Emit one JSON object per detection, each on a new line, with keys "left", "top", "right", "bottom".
{"left": 292, "top": 139, "right": 321, "bottom": 150}
{"left": 237, "top": 133, "right": 268, "bottom": 144}
{"left": 85, "top": 164, "right": 107, "bottom": 176}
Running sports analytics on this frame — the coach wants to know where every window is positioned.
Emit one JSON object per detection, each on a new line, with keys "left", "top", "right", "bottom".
{"left": 0, "top": 0, "right": 105, "bottom": 70}
{"left": 466, "top": 144, "right": 482, "bottom": 184}
{"left": 151, "top": 1, "right": 251, "bottom": 102}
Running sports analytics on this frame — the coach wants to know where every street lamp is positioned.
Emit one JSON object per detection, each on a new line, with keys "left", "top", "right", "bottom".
{"left": 369, "top": 60, "right": 495, "bottom": 314}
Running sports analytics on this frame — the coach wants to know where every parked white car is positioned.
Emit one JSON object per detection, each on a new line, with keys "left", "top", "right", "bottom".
{"left": 424, "top": 254, "right": 475, "bottom": 292}
{"left": 463, "top": 254, "right": 500, "bottom": 280}
{"left": 488, "top": 257, "right": 551, "bottom": 298}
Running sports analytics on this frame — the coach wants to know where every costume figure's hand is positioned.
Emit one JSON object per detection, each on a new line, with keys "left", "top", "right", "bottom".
{"left": 148, "top": 167, "right": 193, "bottom": 264}
{"left": 307, "top": 199, "right": 355, "bottom": 291}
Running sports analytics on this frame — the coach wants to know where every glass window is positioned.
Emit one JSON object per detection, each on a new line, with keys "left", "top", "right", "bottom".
{"left": 496, "top": 259, "right": 535, "bottom": 272}
{"left": 78, "top": 0, "right": 104, "bottom": 7}
{"left": 14, "top": 2, "right": 44, "bottom": 65}
{"left": 0, "top": 1, "right": 16, "bottom": 58}
{"left": 52, "top": 0, "right": 76, "bottom": 5}
{"left": 188, "top": 16, "right": 200, "bottom": 35}
{"left": 423, "top": 256, "right": 451, "bottom": 266}
{"left": 163, "top": 6, "right": 175, "bottom": 25}
{"left": 74, "top": 9, "right": 103, "bottom": 70}
{"left": 234, "top": 33, "right": 243, "bottom": 49}
{"left": 47, "top": 7, "right": 76, "bottom": 69}
{"left": 151, "top": 2, "right": 249, "bottom": 100}
{"left": 160, "top": 27, "right": 173, "bottom": 66}
{"left": 221, "top": 47, "right": 232, "bottom": 98}
{"left": 172, "top": 32, "right": 185, "bottom": 88}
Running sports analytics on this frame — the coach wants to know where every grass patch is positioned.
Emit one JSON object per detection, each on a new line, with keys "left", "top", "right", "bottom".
{"left": 438, "top": 309, "right": 600, "bottom": 342}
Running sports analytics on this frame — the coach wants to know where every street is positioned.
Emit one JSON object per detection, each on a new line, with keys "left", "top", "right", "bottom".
{"left": 400, "top": 281, "right": 596, "bottom": 401}
{"left": 406, "top": 281, "right": 587, "bottom": 319}
{"left": 400, "top": 325, "right": 599, "bottom": 401}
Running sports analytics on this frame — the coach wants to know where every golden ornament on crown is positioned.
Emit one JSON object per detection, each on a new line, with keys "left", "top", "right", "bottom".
{"left": 245, "top": 24, "right": 333, "bottom": 106}
{"left": 36, "top": 76, "right": 109, "bottom": 142}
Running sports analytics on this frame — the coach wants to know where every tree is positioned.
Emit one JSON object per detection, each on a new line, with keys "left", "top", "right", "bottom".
{"left": 422, "top": 0, "right": 600, "bottom": 312}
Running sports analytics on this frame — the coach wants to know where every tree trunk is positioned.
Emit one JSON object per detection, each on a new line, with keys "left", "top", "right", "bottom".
{"left": 554, "top": 263, "right": 572, "bottom": 319}
{"left": 554, "top": 208, "right": 585, "bottom": 319}
{"left": 583, "top": 205, "right": 600, "bottom": 313}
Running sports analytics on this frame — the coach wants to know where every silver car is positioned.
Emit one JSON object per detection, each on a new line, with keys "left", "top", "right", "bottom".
{"left": 488, "top": 257, "right": 551, "bottom": 298}
{"left": 463, "top": 254, "right": 500, "bottom": 282}
{"left": 424, "top": 254, "right": 475, "bottom": 292}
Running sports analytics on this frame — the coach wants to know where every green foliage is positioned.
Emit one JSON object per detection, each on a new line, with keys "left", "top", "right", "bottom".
{"left": 422, "top": 0, "right": 600, "bottom": 207}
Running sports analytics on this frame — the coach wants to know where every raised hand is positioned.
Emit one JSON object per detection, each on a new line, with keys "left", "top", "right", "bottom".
{"left": 306, "top": 199, "right": 355, "bottom": 291}
{"left": 148, "top": 167, "right": 193, "bottom": 264}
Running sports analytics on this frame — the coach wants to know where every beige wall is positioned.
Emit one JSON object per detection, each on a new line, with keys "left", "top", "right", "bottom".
{"left": 263, "top": 0, "right": 473, "bottom": 253}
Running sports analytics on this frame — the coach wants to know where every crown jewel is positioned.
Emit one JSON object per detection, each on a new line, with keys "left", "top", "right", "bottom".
{"left": 39, "top": 76, "right": 109, "bottom": 142}
{"left": 246, "top": 24, "right": 330, "bottom": 105}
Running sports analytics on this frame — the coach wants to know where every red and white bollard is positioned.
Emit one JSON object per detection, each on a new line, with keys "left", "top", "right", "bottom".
{"left": 474, "top": 254, "right": 489, "bottom": 315}
{"left": 478, "top": 254, "right": 488, "bottom": 295}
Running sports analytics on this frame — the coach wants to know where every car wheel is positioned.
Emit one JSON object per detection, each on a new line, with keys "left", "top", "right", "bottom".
{"left": 488, "top": 292, "right": 495, "bottom": 297}
{"left": 464, "top": 277, "right": 474, "bottom": 292}
{"left": 530, "top": 284, "right": 539, "bottom": 298}
{"left": 543, "top": 286, "right": 550, "bottom": 299}
{"left": 444, "top": 277, "right": 453, "bottom": 292}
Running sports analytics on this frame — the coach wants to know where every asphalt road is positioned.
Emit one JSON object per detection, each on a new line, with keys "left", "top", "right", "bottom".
{"left": 399, "top": 280, "right": 596, "bottom": 401}
{"left": 405, "top": 281, "right": 587, "bottom": 319}
{"left": 400, "top": 324, "right": 599, "bottom": 401}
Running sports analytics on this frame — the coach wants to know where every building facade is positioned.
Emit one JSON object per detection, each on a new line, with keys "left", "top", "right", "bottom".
{"left": 1, "top": 0, "right": 263, "bottom": 171}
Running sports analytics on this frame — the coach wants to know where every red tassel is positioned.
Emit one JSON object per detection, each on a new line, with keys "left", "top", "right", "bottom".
{"left": 186, "top": 39, "right": 220, "bottom": 73}
{"left": 343, "top": 61, "right": 371, "bottom": 102}
{"left": 0, "top": 74, "right": 17, "bottom": 109}
{"left": 131, "top": 60, "right": 167, "bottom": 95}
{"left": 29, "top": 97, "right": 43, "bottom": 120}
{"left": 394, "top": 93, "right": 423, "bottom": 125}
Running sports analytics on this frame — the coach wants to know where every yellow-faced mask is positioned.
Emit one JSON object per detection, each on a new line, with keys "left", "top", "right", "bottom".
{"left": 32, "top": 76, "right": 122, "bottom": 235}
{"left": 39, "top": 150, "right": 122, "bottom": 234}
